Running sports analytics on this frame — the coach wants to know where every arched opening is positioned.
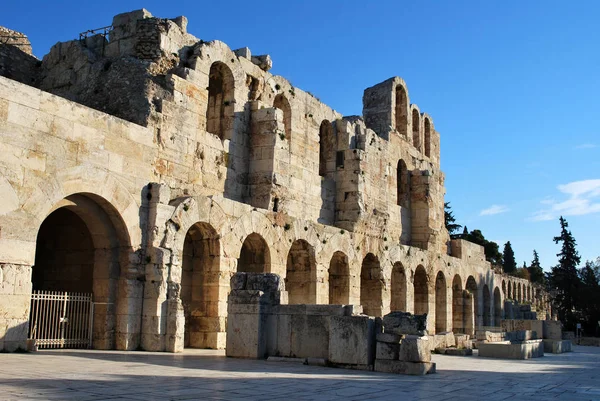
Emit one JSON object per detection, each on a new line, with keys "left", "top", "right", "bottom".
{"left": 206, "top": 61, "right": 235, "bottom": 140}
{"left": 181, "top": 222, "right": 220, "bottom": 349}
{"left": 360, "top": 253, "right": 383, "bottom": 316}
{"left": 396, "top": 159, "right": 410, "bottom": 207}
{"left": 424, "top": 118, "right": 431, "bottom": 158}
{"left": 466, "top": 276, "right": 478, "bottom": 332}
{"left": 391, "top": 262, "right": 407, "bottom": 312}
{"left": 494, "top": 287, "right": 502, "bottom": 326}
{"left": 319, "top": 120, "right": 334, "bottom": 177}
{"left": 435, "top": 271, "right": 447, "bottom": 333}
{"left": 395, "top": 85, "right": 408, "bottom": 137}
{"left": 411, "top": 109, "right": 420, "bottom": 150}
{"left": 513, "top": 282, "right": 517, "bottom": 301}
{"left": 274, "top": 94, "right": 292, "bottom": 141}
{"left": 286, "top": 240, "right": 317, "bottom": 304}
{"left": 502, "top": 280, "right": 506, "bottom": 298}
{"left": 482, "top": 284, "right": 491, "bottom": 326}
{"left": 414, "top": 265, "right": 428, "bottom": 315}
{"left": 452, "top": 275, "right": 463, "bottom": 333}
{"left": 238, "top": 233, "right": 270, "bottom": 273}
{"left": 329, "top": 251, "right": 350, "bottom": 305}
{"left": 33, "top": 193, "right": 131, "bottom": 350}
{"left": 517, "top": 283, "right": 522, "bottom": 303}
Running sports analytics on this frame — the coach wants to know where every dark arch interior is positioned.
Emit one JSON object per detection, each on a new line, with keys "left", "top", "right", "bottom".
{"left": 33, "top": 208, "right": 94, "bottom": 293}
{"left": 414, "top": 266, "right": 428, "bottom": 315}
{"left": 286, "top": 240, "right": 316, "bottom": 304}
{"left": 238, "top": 233, "right": 270, "bottom": 273}
{"left": 329, "top": 251, "right": 350, "bottom": 305}
{"left": 360, "top": 253, "right": 383, "bottom": 316}
{"left": 391, "top": 262, "right": 407, "bottom": 312}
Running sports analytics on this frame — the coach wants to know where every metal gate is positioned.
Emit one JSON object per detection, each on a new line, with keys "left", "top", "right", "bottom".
{"left": 28, "top": 291, "right": 94, "bottom": 349}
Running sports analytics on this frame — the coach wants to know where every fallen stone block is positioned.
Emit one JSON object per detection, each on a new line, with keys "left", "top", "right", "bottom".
{"left": 399, "top": 335, "right": 431, "bottom": 363}
{"left": 374, "top": 359, "right": 436, "bottom": 375}
{"left": 329, "top": 315, "right": 375, "bottom": 366}
{"left": 543, "top": 339, "right": 572, "bottom": 354}
{"left": 382, "top": 312, "right": 427, "bottom": 336}
{"left": 478, "top": 339, "right": 544, "bottom": 359}
{"left": 376, "top": 332, "right": 401, "bottom": 344}
{"left": 437, "top": 347, "right": 473, "bottom": 356}
{"left": 376, "top": 341, "right": 399, "bottom": 360}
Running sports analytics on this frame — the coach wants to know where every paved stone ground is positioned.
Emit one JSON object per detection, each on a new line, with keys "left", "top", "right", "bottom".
{"left": 1, "top": 346, "right": 599, "bottom": 400}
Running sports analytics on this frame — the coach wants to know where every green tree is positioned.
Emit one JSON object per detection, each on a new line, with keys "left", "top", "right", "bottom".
{"left": 578, "top": 259, "right": 600, "bottom": 335}
{"left": 502, "top": 241, "right": 517, "bottom": 274}
{"left": 528, "top": 250, "right": 546, "bottom": 285}
{"left": 515, "top": 262, "right": 530, "bottom": 280}
{"left": 548, "top": 216, "right": 582, "bottom": 330}
{"left": 444, "top": 202, "right": 462, "bottom": 238}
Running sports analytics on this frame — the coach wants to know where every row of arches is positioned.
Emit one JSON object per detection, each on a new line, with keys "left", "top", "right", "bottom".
{"left": 394, "top": 84, "right": 433, "bottom": 158}
{"left": 502, "top": 279, "right": 538, "bottom": 304}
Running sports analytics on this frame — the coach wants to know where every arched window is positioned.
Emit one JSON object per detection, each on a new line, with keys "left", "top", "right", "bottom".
{"left": 424, "top": 118, "right": 431, "bottom": 158}
{"left": 396, "top": 159, "right": 409, "bottom": 207}
{"left": 273, "top": 94, "right": 292, "bottom": 141}
{"left": 412, "top": 109, "right": 420, "bottom": 150}
{"left": 319, "top": 120, "right": 334, "bottom": 176}
{"left": 206, "top": 62, "right": 234, "bottom": 140}
{"left": 395, "top": 85, "right": 408, "bottom": 137}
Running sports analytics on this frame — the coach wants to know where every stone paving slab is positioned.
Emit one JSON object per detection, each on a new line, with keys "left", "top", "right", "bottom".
{"left": 0, "top": 346, "right": 600, "bottom": 400}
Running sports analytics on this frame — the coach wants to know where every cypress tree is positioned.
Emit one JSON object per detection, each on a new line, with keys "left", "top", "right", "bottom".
{"left": 502, "top": 241, "right": 517, "bottom": 274}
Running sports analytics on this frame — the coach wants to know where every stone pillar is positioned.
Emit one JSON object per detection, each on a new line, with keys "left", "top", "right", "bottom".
{"left": 315, "top": 261, "right": 329, "bottom": 305}
{"left": 165, "top": 283, "right": 184, "bottom": 352}
{"left": 226, "top": 272, "right": 283, "bottom": 359}
{"left": 0, "top": 263, "right": 32, "bottom": 351}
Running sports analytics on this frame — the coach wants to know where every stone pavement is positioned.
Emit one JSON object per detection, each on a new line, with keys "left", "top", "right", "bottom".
{"left": 1, "top": 346, "right": 599, "bottom": 400}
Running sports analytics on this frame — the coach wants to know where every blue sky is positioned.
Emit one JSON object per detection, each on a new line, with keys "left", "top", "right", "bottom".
{"left": 3, "top": 1, "right": 599, "bottom": 270}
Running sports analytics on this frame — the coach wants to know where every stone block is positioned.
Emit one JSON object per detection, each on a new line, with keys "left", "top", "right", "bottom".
{"left": 374, "top": 360, "right": 436, "bottom": 375}
{"left": 543, "top": 320, "right": 563, "bottom": 340}
{"left": 382, "top": 312, "right": 427, "bottom": 336}
{"left": 543, "top": 339, "right": 572, "bottom": 354}
{"left": 376, "top": 341, "right": 399, "bottom": 360}
{"left": 478, "top": 340, "right": 544, "bottom": 359}
{"left": 376, "top": 332, "right": 401, "bottom": 344}
{"left": 328, "top": 315, "right": 375, "bottom": 366}
{"left": 399, "top": 336, "right": 431, "bottom": 363}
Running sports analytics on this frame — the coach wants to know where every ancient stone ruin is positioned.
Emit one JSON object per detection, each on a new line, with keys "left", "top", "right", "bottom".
{"left": 0, "top": 9, "right": 557, "bottom": 358}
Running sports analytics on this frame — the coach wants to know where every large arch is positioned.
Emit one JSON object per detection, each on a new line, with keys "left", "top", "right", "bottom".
{"left": 32, "top": 193, "right": 132, "bottom": 350}
{"left": 508, "top": 281, "right": 513, "bottom": 300}
{"left": 181, "top": 222, "right": 220, "bottom": 348}
{"left": 482, "top": 284, "right": 491, "bottom": 326}
{"left": 286, "top": 240, "right": 317, "bottom": 304}
{"left": 238, "top": 233, "right": 270, "bottom": 273}
{"left": 494, "top": 287, "right": 502, "bottom": 326}
{"left": 274, "top": 94, "right": 292, "bottom": 141}
{"left": 319, "top": 120, "right": 334, "bottom": 177}
{"left": 391, "top": 262, "right": 407, "bottom": 312}
{"left": 395, "top": 84, "right": 408, "bottom": 137}
{"left": 360, "top": 253, "right": 383, "bottom": 316}
{"left": 435, "top": 271, "right": 447, "bottom": 333}
{"left": 329, "top": 251, "right": 350, "bottom": 305}
{"left": 206, "top": 61, "right": 235, "bottom": 140}
{"left": 465, "top": 276, "right": 478, "bottom": 333}
{"left": 414, "top": 265, "right": 428, "bottom": 315}
{"left": 502, "top": 280, "right": 507, "bottom": 298}
{"left": 452, "top": 275, "right": 463, "bottom": 333}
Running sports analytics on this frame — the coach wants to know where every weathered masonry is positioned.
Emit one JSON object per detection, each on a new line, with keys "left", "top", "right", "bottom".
{"left": 0, "top": 10, "right": 553, "bottom": 352}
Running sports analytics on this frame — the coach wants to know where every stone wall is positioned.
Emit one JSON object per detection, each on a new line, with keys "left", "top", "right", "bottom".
{"left": 0, "top": 9, "right": 554, "bottom": 352}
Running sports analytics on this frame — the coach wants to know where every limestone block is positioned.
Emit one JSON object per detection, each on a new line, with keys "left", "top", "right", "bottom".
{"left": 543, "top": 339, "right": 572, "bottom": 354}
{"left": 376, "top": 332, "right": 401, "bottom": 344}
{"left": 328, "top": 315, "right": 375, "bottom": 366}
{"left": 399, "top": 335, "right": 431, "bottom": 363}
{"left": 374, "top": 360, "right": 436, "bottom": 376}
{"left": 478, "top": 340, "right": 544, "bottom": 359}
{"left": 382, "top": 311, "right": 427, "bottom": 336}
{"left": 543, "top": 320, "right": 562, "bottom": 340}
{"left": 376, "top": 341, "right": 399, "bottom": 360}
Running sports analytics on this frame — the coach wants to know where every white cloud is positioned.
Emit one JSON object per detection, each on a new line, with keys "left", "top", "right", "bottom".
{"left": 480, "top": 204, "right": 509, "bottom": 216}
{"left": 575, "top": 143, "right": 597, "bottom": 149}
{"left": 531, "top": 179, "right": 600, "bottom": 221}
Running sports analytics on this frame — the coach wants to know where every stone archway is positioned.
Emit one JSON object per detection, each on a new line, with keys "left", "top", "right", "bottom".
{"left": 483, "top": 284, "right": 491, "bottom": 326}
{"left": 494, "top": 287, "right": 502, "bottom": 326}
{"left": 466, "top": 276, "right": 478, "bottom": 333}
{"left": 391, "top": 262, "right": 407, "bottom": 312}
{"left": 181, "top": 222, "right": 220, "bottom": 348}
{"left": 360, "top": 253, "right": 383, "bottom": 316}
{"left": 238, "top": 233, "right": 270, "bottom": 273}
{"left": 414, "top": 265, "right": 428, "bottom": 315}
{"left": 452, "top": 275, "right": 463, "bottom": 333}
{"left": 33, "top": 193, "right": 132, "bottom": 350}
{"left": 286, "top": 240, "right": 317, "bottom": 304}
{"left": 329, "top": 251, "right": 350, "bottom": 305}
{"left": 435, "top": 271, "right": 447, "bottom": 333}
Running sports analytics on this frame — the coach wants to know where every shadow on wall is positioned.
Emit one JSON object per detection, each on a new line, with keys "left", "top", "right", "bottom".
{"left": 0, "top": 321, "right": 29, "bottom": 352}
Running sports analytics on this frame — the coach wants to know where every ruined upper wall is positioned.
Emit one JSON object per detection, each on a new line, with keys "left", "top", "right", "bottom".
{"left": 0, "top": 9, "right": 448, "bottom": 249}
{"left": 0, "top": 27, "right": 39, "bottom": 86}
